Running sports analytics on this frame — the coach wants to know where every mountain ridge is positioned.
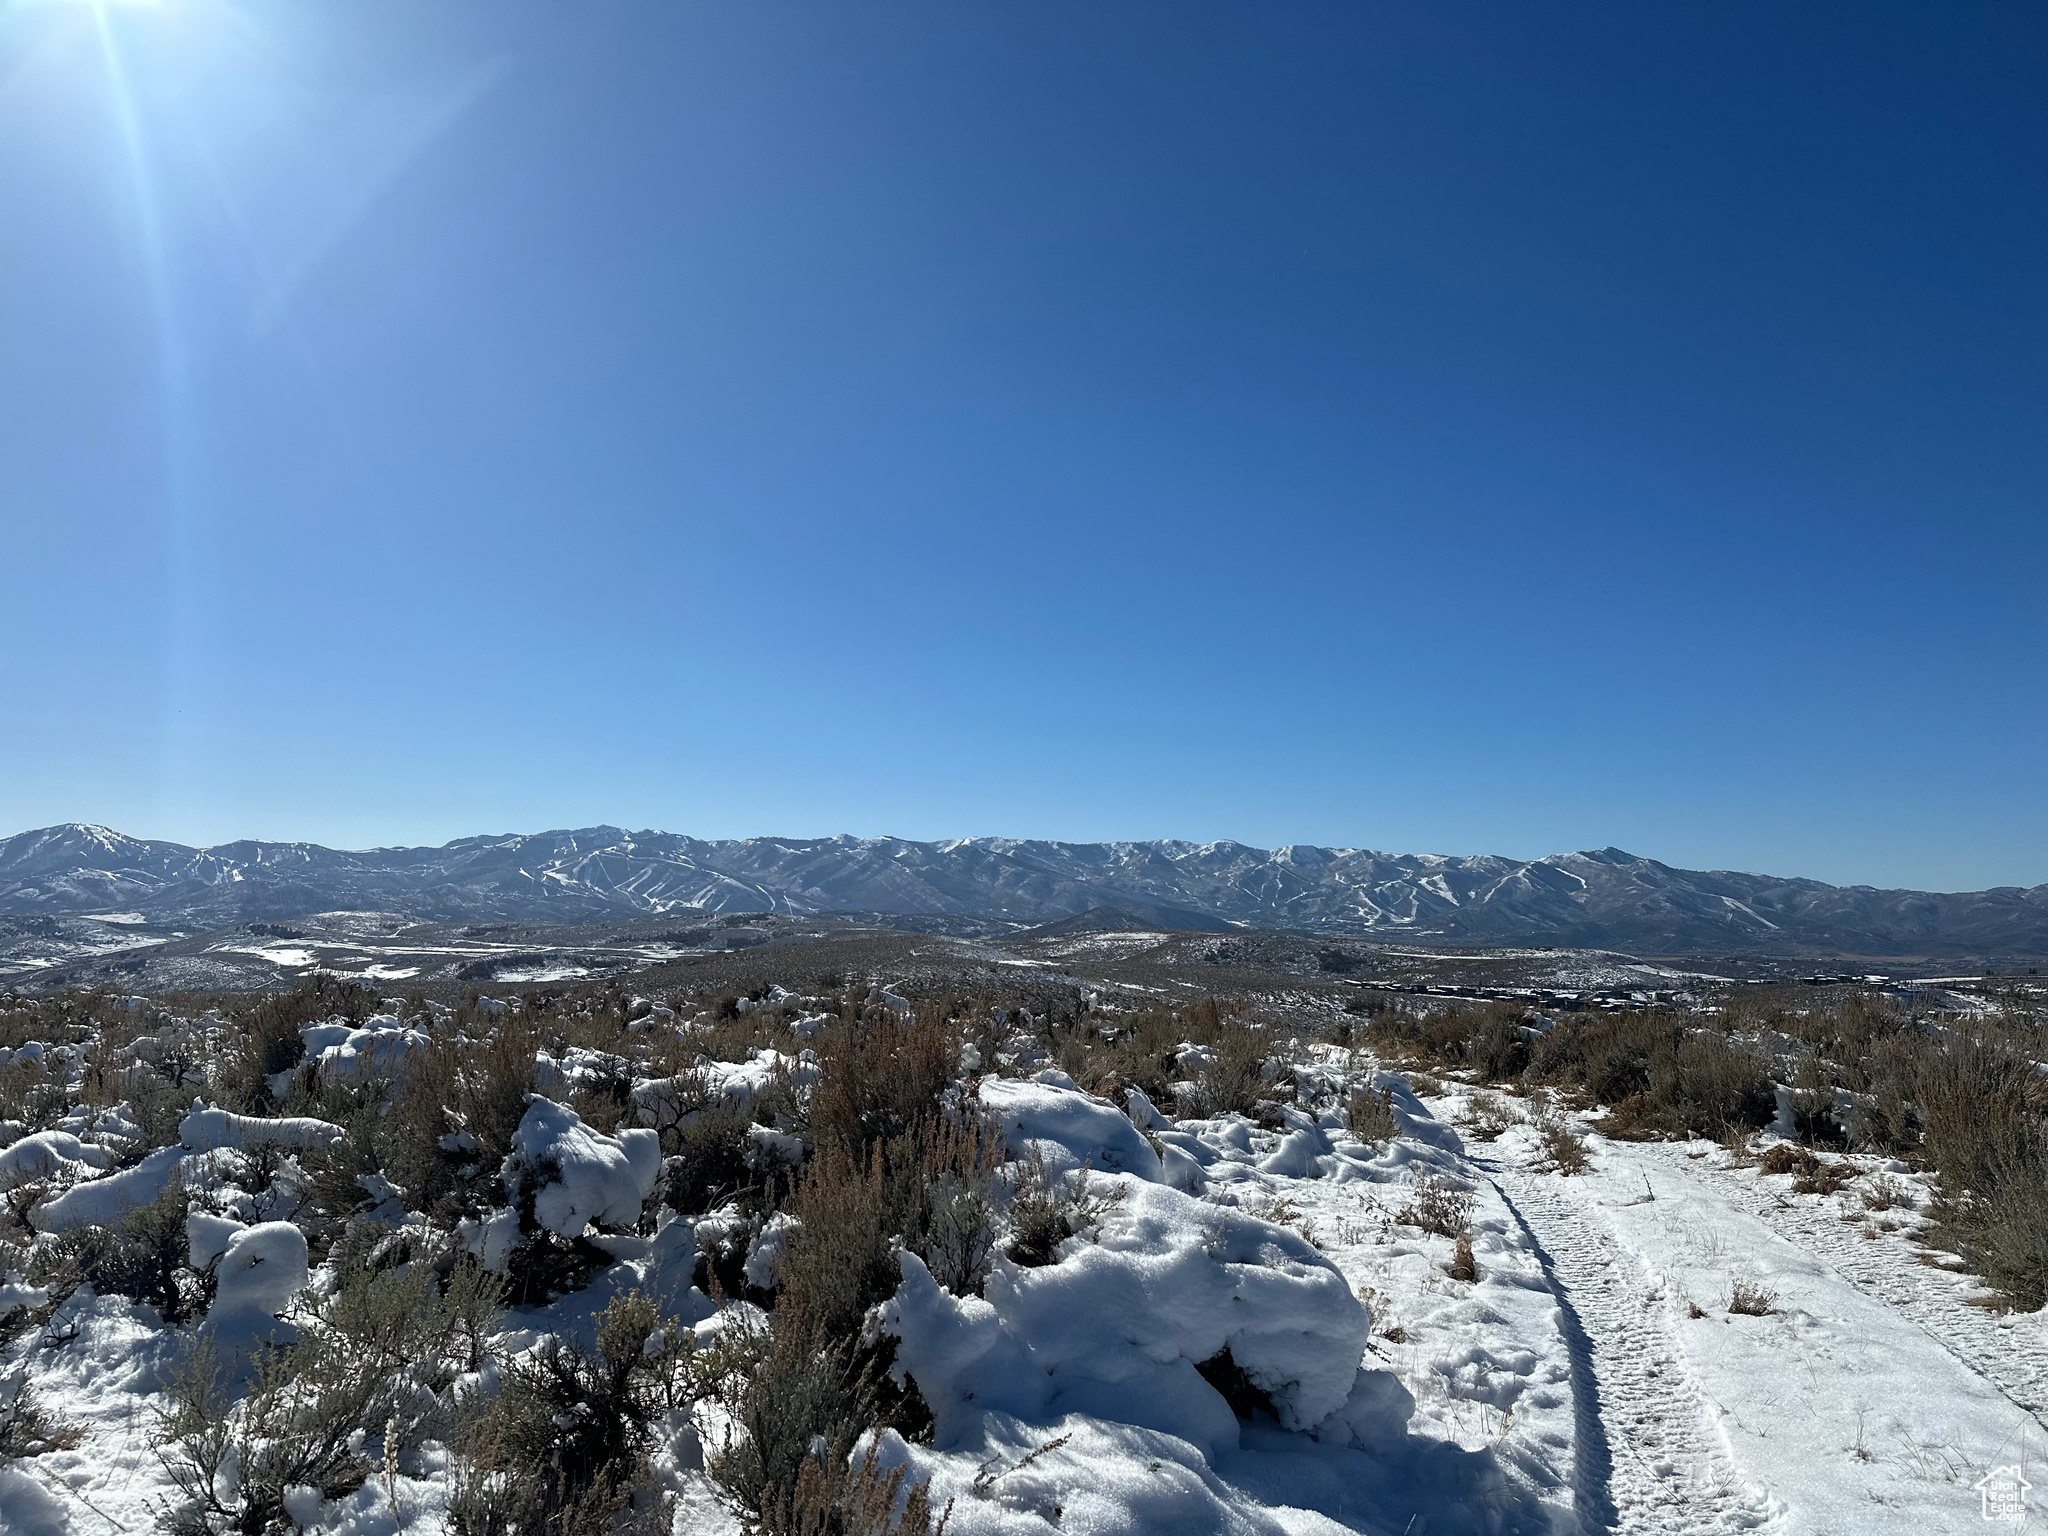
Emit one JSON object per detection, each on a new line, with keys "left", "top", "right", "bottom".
{"left": 1, "top": 822, "right": 2042, "bottom": 957}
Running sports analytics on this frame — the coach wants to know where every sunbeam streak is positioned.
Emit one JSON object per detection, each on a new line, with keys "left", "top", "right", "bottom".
{"left": 90, "top": 1, "right": 202, "bottom": 825}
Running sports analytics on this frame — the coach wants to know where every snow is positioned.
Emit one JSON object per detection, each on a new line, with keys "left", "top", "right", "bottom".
{"left": 12, "top": 1003, "right": 2048, "bottom": 1536}
{"left": 215, "top": 943, "right": 320, "bottom": 968}
{"left": 28, "top": 1144, "right": 186, "bottom": 1233}
{"left": 0, "top": 1131, "right": 112, "bottom": 1189}
{"left": 745, "top": 1212, "right": 801, "bottom": 1289}
{"left": 186, "top": 1209, "right": 246, "bottom": 1268}
{"left": 1518, "top": 1124, "right": 2048, "bottom": 1534}
{"left": 899, "top": 1171, "right": 1370, "bottom": 1438}
{"left": 633, "top": 1049, "right": 819, "bottom": 1123}
{"left": 744, "top": 1123, "right": 804, "bottom": 1172}
{"left": 310, "top": 1019, "right": 430, "bottom": 1080}
{"left": 502, "top": 1097, "right": 661, "bottom": 1239}
{"left": 0, "top": 1464, "right": 71, "bottom": 1536}
{"left": 301, "top": 1020, "right": 355, "bottom": 1053}
{"left": 6, "top": 1289, "right": 183, "bottom": 1530}
{"left": 179, "top": 1103, "right": 345, "bottom": 1152}
{"left": 978, "top": 1077, "right": 1163, "bottom": 1182}
{"left": 858, "top": 1077, "right": 1565, "bottom": 1536}
{"left": 0, "top": 1281, "right": 49, "bottom": 1317}
{"left": 209, "top": 1220, "right": 310, "bottom": 1328}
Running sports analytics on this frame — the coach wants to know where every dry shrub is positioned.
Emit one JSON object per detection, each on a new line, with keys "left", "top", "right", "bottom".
{"left": 1179, "top": 1017, "right": 1273, "bottom": 1122}
{"left": 156, "top": 1322, "right": 393, "bottom": 1535}
{"left": 1727, "top": 1279, "right": 1778, "bottom": 1316}
{"left": 0, "top": 1378, "right": 82, "bottom": 1462}
{"left": 1931, "top": 1127, "right": 2048, "bottom": 1314}
{"left": 1534, "top": 1015, "right": 1773, "bottom": 1140}
{"left": 217, "top": 976, "right": 384, "bottom": 1113}
{"left": 1861, "top": 1172, "right": 1914, "bottom": 1212}
{"left": 902, "top": 1114, "right": 1004, "bottom": 1296}
{"left": 1754, "top": 1142, "right": 1851, "bottom": 1196}
{"left": 35, "top": 1175, "right": 201, "bottom": 1322}
{"left": 312, "top": 1226, "right": 504, "bottom": 1383}
{"left": 1398, "top": 1168, "right": 1473, "bottom": 1239}
{"left": 298, "top": 1031, "right": 473, "bottom": 1229}
{"left": 711, "top": 1328, "right": 881, "bottom": 1533}
{"left": 1788, "top": 1052, "right": 1847, "bottom": 1145}
{"left": 779, "top": 1142, "right": 908, "bottom": 1343}
{"left": 1364, "top": 1008, "right": 1443, "bottom": 1063}
{"left": 567, "top": 1051, "right": 638, "bottom": 1136}
{"left": 450, "top": 1290, "right": 680, "bottom": 1536}
{"left": 698, "top": 988, "right": 1032, "bottom": 1526}
{"left": 1003, "top": 1148, "right": 1122, "bottom": 1269}
{"left": 1448, "top": 1232, "right": 1477, "bottom": 1282}
{"left": 1468, "top": 1013, "right": 1532, "bottom": 1081}
{"left": 762, "top": 1440, "right": 953, "bottom": 1536}
{"left": 1657, "top": 1032, "right": 1778, "bottom": 1136}
{"left": 811, "top": 1010, "right": 958, "bottom": 1164}
{"left": 664, "top": 1105, "right": 758, "bottom": 1217}
{"left": 1534, "top": 1114, "right": 1590, "bottom": 1176}
{"left": 161, "top": 1228, "right": 508, "bottom": 1536}
{"left": 0, "top": 1054, "right": 68, "bottom": 1133}
{"left": 1858, "top": 1033, "right": 1924, "bottom": 1152}
{"left": 1346, "top": 1085, "right": 1397, "bottom": 1145}
{"left": 461, "top": 1020, "right": 547, "bottom": 1169}
{"left": 1529, "top": 1014, "right": 1661, "bottom": 1107}
{"left": 1084, "top": 1006, "right": 1185, "bottom": 1105}
{"left": 715, "top": 1131, "right": 943, "bottom": 1524}
{"left": 1460, "top": 1095, "right": 1520, "bottom": 1143}
{"left": 1919, "top": 1038, "right": 2046, "bottom": 1194}
{"left": 380, "top": 1032, "right": 466, "bottom": 1213}
{"left": 1755, "top": 1143, "right": 1810, "bottom": 1176}
{"left": 1791, "top": 1157, "right": 1855, "bottom": 1197}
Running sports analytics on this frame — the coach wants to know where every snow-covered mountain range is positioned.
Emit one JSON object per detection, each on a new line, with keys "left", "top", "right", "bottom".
{"left": 1, "top": 822, "right": 2043, "bottom": 955}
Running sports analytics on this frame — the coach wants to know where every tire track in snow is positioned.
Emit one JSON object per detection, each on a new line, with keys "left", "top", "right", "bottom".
{"left": 1632, "top": 1142, "right": 2048, "bottom": 1431}
{"left": 1477, "top": 1158, "right": 1778, "bottom": 1536}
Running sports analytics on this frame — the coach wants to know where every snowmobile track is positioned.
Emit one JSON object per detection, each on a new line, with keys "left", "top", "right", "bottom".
{"left": 1479, "top": 1159, "right": 1780, "bottom": 1536}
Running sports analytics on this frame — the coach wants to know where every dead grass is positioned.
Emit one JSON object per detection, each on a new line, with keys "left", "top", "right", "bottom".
{"left": 1448, "top": 1232, "right": 1477, "bottom": 1282}
{"left": 1727, "top": 1278, "right": 1778, "bottom": 1316}
{"left": 1459, "top": 1095, "right": 1521, "bottom": 1143}
{"left": 1398, "top": 1168, "right": 1473, "bottom": 1239}
{"left": 1756, "top": 1143, "right": 1857, "bottom": 1196}
{"left": 1533, "top": 1114, "right": 1590, "bottom": 1176}
{"left": 1346, "top": 1085, "right": 1397, "bottom": 1144}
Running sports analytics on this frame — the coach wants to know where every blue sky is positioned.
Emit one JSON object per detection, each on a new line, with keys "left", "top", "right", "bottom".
{"left": 2, "top": 1, "right": 2043, "bottom": 891}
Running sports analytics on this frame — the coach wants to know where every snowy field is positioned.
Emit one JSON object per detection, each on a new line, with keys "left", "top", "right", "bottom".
{"left": 1, "top": 994, "right": 2043, "bottom": 1535}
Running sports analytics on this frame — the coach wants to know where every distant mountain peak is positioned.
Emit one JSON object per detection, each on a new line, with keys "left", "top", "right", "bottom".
{"left": 0, "top": 823, "right": 2040, "bottom": 957}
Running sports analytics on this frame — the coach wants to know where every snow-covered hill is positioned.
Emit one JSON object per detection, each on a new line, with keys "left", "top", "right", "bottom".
{"left": 4, "top": 981, "right": 2041, "bottom": 1536}
{"left": 2, "top": 823, "right": 2044, "bottom": 956}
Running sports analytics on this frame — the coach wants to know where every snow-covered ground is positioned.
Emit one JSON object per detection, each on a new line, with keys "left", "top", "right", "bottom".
{"left": 1432, "top": 1082, "right": 2048, "bottom": 1535}
{"left": 8, "top": 1022, "right": 2048, "bottom": 1536}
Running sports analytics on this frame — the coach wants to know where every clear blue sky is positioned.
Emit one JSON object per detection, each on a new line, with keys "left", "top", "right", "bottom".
{"left": 2, "top": 1, "right": 2043, "bottom": 891}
